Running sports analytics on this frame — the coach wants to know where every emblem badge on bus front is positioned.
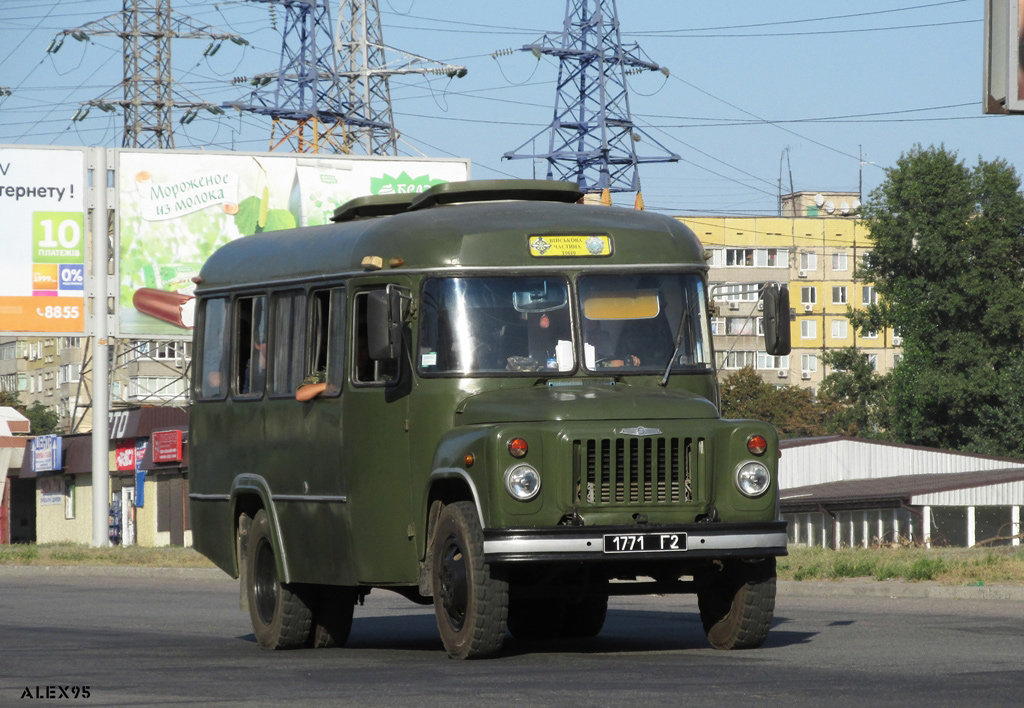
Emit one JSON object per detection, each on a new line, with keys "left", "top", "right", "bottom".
{"left": 619, "top": 426, "right": 662, "bottom": 436}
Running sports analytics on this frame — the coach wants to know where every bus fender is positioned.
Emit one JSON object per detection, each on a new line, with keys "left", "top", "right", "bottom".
{"left": 230, "top": 474, "right": 292, "bottom": 585}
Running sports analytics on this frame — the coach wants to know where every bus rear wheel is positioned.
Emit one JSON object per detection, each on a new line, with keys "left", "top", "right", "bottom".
{"left": 245, "top": 509, "right": 313, "bottom": 650}
{"left": 430, "top": 501, "right": 508, "bottom": 659}
{"left": 696, "top": 557, "right": 776, "bottom": 650}
{"left": 310, "top": 586, "right": 356, "bottom": 648}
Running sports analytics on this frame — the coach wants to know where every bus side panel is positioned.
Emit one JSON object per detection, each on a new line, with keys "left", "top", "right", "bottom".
{"left": 262, "top": 398, "right": 358, "bottom": 586}
{"left": 189, "top": 401, "right": 243, "bottom": 577}
{"left": 190, "top": 498, "right": 237, "bottom": 577}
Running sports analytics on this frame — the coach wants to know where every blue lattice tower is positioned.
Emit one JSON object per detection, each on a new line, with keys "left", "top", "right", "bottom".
{"left": 50, "top": 0, "right": 246, "bottom": 149}
{"left": 503, "top": 0, "right": 678, "bottom": 194}
{"left": 228, "top": 0, "right": 376, "bottom": 153}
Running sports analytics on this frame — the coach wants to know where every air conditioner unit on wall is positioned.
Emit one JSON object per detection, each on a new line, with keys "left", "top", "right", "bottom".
{"left": 797, "top": 270, "right": 808, "bottom": 278}
{"left": 777, "top": 369, "right": 788, "bottom": 378}
{"left": 803, "top": 304, "right": 813, "bottom": 313}
{"left": 728, "top": 301, "right": 739, "bottom": 310}
{"left": 892, "top": 336, "right": 902, "bottom": 346}
{"left": 757, "top": 300, "right": 764, "bottom": 311}
{"left": 801, "top": 371, "right": 811, "bottom": 380}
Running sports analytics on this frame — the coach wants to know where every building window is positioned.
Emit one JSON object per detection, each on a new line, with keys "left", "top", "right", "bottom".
{"left": 801, "top": 353, "right": 818, "bottom": 372}
{"left": 800, "top": 286, "right": 817, "bottom": 305}
{"left": 726, "top": 317, "right": 755, "bottom": 336}
{"left": 706, "top": 249, "right": 723, "bottom": 267}
{"left": 726, "top": 248, "right": 754, "bottom": 267}
{"left": 862, "top": 285, "right": 878, "bottom": 305}
{"left": 801, "top": 320, "right": 817, "bottom": 339}
{"left": 717, "top": 351, "right": 755, "bottom": 369}
{"left": 717, "top": 283, "right": 760, "bottom": 302}
{"left": 58, "top": 363, "right": 81, "bottom": 385}
{"left": 893, "top": 353, "right": 903, "bottom": 367}
{"left": 867, "top": 353, "right": 878, "bottom": 370}
{"left": 832, "top": 252, "right": 848, "bottom": 271}
{"left": 862, "top": 329, "right": 879, "bottom": 340}
{"left": 800, "top": 251, "right": 817, "bottom": 271}
{"left": 831, "top": 319, "right": 849, "bottom": 340}
{"left": 831, "top": 286, "right": 848, "bottom": 305}
{"left": 710, "top": 317, "right": 725, "bottom": 335}
{"left": 130, "top": 376, "right": 187, "bottom": 401}
{"left": 757, "top": 352, "right": 789, "bottom": 370}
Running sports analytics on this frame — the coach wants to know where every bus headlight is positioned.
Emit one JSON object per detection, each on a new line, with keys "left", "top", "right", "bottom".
{"left": 735, "top": 461, "right": 771, "bottom": 498}
{"left": 505, "top": 464, "right": 541, "bottom": 501}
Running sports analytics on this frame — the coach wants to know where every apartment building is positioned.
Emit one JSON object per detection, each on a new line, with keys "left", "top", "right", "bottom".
{"left": 0, "top": 336, "right": 190, "bottom": 433}
{"left": 676, "top": 192, "right": 901, "bottom": 389}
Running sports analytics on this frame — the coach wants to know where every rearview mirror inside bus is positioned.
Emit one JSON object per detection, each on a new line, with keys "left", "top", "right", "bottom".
{"left": 367, "top": 289, "right": 403, "bottom": 361}
{"left": 762, "top": 283, "right": 791, "bottom": 357}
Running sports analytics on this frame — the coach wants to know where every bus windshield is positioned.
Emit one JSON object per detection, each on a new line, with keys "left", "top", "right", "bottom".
{"left": 417, "top": 273, "right": 712, "bottom": 376}
{"left": 579, "top": 274, "right": 712, "bottom": 373}
{"left": 419, "top": 276, "right": 573, "bottom": 375}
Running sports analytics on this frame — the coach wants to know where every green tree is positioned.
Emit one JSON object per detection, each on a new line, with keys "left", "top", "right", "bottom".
{"left": 855, "top": 144, "right": 1024, "bottom": 456}
{"left": 720, "top": 367, "right": 826, "bottom": 438}
{"left": 0, "top": 391, "right": 61, "bottom": 435}
{"left": 817, "top": 347, "right": 890, "bottom": 438}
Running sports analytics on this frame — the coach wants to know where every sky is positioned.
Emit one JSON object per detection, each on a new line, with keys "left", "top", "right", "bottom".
{"left": 0, "top": 0, "right": 1011, "bottom": 215}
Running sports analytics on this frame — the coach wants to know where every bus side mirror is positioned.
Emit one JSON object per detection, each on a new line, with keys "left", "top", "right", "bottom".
{"left": 367, "top": 289, "right": 403, "bottom": 361}
{"left": 763, "top": 283, "right": 791, "bottom": 356}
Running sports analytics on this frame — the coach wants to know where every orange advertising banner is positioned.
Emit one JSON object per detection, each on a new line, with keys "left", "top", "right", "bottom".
{"left": 0, "top": 296, "right": 85, "bottom": 333}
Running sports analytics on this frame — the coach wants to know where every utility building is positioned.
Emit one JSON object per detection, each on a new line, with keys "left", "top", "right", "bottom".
{"left": 779, "top": 437, "right": 1024, "bottom": 549}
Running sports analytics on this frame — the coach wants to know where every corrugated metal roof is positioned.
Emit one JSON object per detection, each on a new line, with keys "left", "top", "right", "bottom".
{"left": 781, "top": 467, "right": 1024, "bottom": 512}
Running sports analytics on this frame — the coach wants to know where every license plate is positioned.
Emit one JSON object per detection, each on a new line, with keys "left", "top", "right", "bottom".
{"left": 602, "top": 532, "right": 687, "bottom": 554}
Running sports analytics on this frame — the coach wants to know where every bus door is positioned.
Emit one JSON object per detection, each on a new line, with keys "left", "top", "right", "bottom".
{"left": 342, "top": 284, "right": 416, "bottom": 584}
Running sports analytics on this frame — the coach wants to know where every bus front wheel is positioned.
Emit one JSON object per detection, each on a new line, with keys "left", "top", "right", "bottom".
{"left": 696, "top": 557, "right": 776, "bottom": 650}
{"left": 245, "top": 509, "right": 313, "bottom": 650}
{"left": 430, "top": 501, "right": 508, "bottom": 659}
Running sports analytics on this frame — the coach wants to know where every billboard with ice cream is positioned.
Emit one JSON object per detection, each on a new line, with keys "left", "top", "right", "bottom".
{"left": 116, "top": 150, "right": 469, "bottom": 337}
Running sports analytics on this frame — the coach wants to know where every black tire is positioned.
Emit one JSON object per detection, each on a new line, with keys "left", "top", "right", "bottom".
{"left": 506, "top": 595, "right": 564, "bottom": 641}
{"left": 245, "top": 509, "right": 313, "bottom": 650}
{"left": 430, "top": 501, "right": 508, "bottom": 659}
{"left": 696, "top": 558, "right": 776, "bottom": 650}
{"left": 310, "top": 586, "right": 356, "bottom": 649}
{"left": 562, "top": 585, "right": 609, "bottom": 638}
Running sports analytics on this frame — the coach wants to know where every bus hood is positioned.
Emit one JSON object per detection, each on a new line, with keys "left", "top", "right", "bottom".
{"left": 454, "top": 383, "right": 719, "bottom": 425}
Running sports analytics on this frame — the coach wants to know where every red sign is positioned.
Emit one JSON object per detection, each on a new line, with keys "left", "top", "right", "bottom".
{"left": 151, "top": 429, "right": 183, "bottom": 463}
{"left": 115, "top": 442, "right": 136, "bottom": 471}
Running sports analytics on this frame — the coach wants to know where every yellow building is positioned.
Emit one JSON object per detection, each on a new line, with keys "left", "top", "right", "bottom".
{"left": 676, "top": 197, "right": 900, "bottom": 389}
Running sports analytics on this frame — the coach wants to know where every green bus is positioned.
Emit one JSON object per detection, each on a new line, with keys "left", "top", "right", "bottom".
{"left": 188, "top": 179, "right": 791, "bottom": 659}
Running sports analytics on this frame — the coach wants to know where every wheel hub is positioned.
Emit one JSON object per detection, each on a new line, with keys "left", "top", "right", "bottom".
{"left": 438, "top": 539, "right": 468, "bottom": 631}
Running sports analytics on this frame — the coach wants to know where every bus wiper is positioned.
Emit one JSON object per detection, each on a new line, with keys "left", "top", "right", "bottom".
{"left": 659, "top": 302, "right": 694, "bottom": 388}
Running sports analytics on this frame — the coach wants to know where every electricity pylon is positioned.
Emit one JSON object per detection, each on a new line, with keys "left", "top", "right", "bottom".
{"left": 229, "top": 0, "right": 466, "bottom": 154}
{"left": 503, "top": 0, "right": 679, "bottom": 194}
{"left": 49, "top": 0, "right": 247, "bottom": 149}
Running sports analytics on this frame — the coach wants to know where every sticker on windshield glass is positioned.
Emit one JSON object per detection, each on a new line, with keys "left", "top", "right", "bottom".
{"left": 529, "top": 234, "right": 612, "bottom": 257}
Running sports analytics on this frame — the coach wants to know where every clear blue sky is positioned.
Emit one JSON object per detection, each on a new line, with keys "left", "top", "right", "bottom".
{"left": 0, "top": 0, "right": 1006, "bottom": 214}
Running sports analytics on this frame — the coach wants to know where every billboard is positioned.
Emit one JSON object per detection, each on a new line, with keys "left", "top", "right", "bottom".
{"left": 984, "top": 0, "right": 1024, "bottom": 114}
{"left": 116, "top": 150, "right": 470, "bottom": 337}
{"left": 0, "top": 147, "right": 87, "bottom": 334}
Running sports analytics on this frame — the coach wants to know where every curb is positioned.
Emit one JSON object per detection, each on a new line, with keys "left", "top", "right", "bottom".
{"left": 778, "top": 579, "right": 1024, "bottom": 602}
{"left": 0, "top": 565, "right": 227, "bottom": 580}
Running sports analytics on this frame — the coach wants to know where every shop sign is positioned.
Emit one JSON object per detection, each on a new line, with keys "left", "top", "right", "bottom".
{"left": 152, "top": 429, "right": 182, "bottom": 463}
{"left": 39, "top": 477, "right": 62, "bottom": 505}
{"left": 115, "top": 441, "right": 136, "bottom": 471}
{"left": 31, "top": 434, "right": 62, "bottom": 474}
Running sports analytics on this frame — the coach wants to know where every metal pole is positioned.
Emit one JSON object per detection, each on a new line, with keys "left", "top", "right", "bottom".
{"left": 90, "top": 147, "right": 110, "bottom": 547}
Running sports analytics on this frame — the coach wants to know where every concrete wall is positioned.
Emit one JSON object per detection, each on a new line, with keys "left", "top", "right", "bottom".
{"left": 35, "top": 474, "right": 93, "bottom": 544}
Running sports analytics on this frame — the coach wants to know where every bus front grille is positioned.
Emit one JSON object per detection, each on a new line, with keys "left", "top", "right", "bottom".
{"left": 573, "top": 436, "right": 701, "bottom": 506}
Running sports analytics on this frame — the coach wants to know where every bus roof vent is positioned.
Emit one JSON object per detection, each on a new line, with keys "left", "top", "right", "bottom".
{"left": 408, "top": 179, "right": 584, "bottom": 212}
{"left": 331, "top": 193, "right": 417, "bottom": 223}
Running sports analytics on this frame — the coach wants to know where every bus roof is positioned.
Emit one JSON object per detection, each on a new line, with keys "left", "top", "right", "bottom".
{"left": 195, "top": 180, "right": 706, "bottom": 292}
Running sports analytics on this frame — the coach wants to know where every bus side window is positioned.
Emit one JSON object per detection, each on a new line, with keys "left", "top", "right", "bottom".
{"left": 354, "top": 290, "right": 398, "bottom": 385}
{"left": 306, "top": 288, "right": 345, "bottom": 396}
{"left": 235, "top": 295, "right": 267, "bottom": 397}
{"left": 270, "top": 290, "right": 306, "bottom": 396}
{"left": 198, "top": 297, "right": 228, "bottom": 400}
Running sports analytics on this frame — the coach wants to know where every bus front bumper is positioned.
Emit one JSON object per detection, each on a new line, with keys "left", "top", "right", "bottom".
{"left": 482, "top": 520, "right": 787, "bottom": 563}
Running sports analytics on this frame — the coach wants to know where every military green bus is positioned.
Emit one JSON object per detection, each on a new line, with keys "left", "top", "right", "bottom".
{"left": 188, "top": 179, "right": 791, "bottom": 659}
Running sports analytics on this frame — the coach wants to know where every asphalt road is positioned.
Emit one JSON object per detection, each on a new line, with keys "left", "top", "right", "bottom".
{"left": 1, "top": 568, "right": 1022, "bottom": 708}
